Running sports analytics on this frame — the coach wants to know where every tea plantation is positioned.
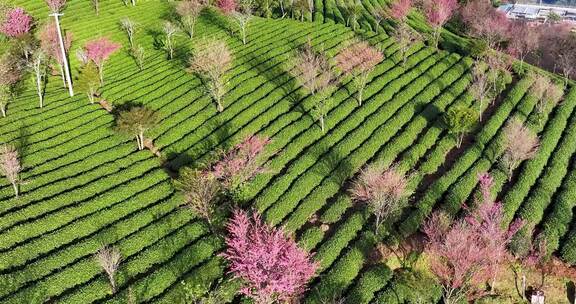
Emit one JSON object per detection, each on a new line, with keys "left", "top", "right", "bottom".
{"left": 1, "top": 0, "right": 576, "bottom": 303}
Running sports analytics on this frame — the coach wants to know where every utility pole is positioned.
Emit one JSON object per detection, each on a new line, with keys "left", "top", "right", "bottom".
{"left": 49, "top": 12, "right": 74, "bottom": 97}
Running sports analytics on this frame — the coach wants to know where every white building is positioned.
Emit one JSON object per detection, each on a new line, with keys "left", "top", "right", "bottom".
{"left": 499, "top": 3, "right": 576, "bottom": 24}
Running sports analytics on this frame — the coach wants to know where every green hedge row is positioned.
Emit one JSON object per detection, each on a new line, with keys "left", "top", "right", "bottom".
{"left": 398, "top": 76, "right": 534, "bottom": 236}
{"left": 263, "top": 53, "right": 460, "bottom": 227}
{"left": 0, "top": 192, "right": 183, "bottom": 298}
{"left": 282, "top": 57, "right": 471, "bottom": 232}
{"left": 507, "top": 88, "right": 576, "bottom": 224}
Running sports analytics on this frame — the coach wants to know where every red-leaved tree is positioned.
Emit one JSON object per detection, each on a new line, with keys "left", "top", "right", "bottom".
{"left": 84, "top": 37, "right": 121, "bottom": 85}
{"left": 0, "top": 8, "right": 33, "bottom": 38}
{"left": 212, "top": 135, "right": 270, "bottom": 191}
{"left": 222, "top": 209, "right": 318, "bottom": 304}
{"left": 421, "top": 0, "right": 458, "bottom": 49}
{"left": 335, "top": 41, "right": 383, "bottom": 105}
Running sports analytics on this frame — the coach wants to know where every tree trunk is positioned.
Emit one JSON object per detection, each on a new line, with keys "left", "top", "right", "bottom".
{"left": 457, "top": 133, "right": 463, "bottom": 148}
{"left": 98, "top": 66, "right": 104, "bottom": 86}
{"left": 59, "top": 64, "right": 67, "bottom": 88}
{"left": 135, "top": 134, "right": 142, "bottom": 150}
{"left": 479, "top": 98, "right": 484, "bottom": 122}
{"left": 357, "top": 86, "right": 364, "bottom": 106}
{"left": 109, "top": 274, "right": 116, "bottom": 294}
{"left": 36, "top": 73, "right": 44, "bottom": 108}
{"left": 11, "top": 181, "right": 18, "bottom": 198}
{"left": 0, "top": 104, "right": 5, "bottom": 117}
{"left": 320, "top": 115, "right": 325, "bottom": 133}
{"left": 522, "top": 274, "right": 527, "bottom": 299}
{"left": 131, "top": 0, "right": 135, "bottom": 6}
{"left": 216, "top": 100, "right": 224, "bottom": 112}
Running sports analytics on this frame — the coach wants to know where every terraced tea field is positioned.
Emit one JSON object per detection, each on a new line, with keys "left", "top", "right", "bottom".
{"left": 1, "top": 0, "right": 576, "bottom": 303}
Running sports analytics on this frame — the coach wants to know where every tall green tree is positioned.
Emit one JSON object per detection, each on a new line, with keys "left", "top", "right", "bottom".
{"left": 75, "top": 63, "right": 100, "bottom": 104}
{"left": 444, "top": 106, "right": 477, "bottom": 148}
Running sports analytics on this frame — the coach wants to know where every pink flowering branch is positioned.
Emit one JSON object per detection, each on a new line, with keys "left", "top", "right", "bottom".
{"left": 218, "top": 0, "right": 237, "bottom": 14}
{"left": 389, "top": 0, "right": 411, "bottom": 22}
{"left": 222, "top": 209, "right": 318, "bottom": 304}
{"left": 84, "top": 37, "right": 121, "bottom": 85}
{"left": 0, "top": 8, "right": 33, "bottom": 38}
{"left": 335, "top": 41, "right": 383, "bottom": 105}
{"left": 212, "top": 135, "right": 270, "bottom": 191}
{"left": 424, "top": 172, "right": 523, "bottom": 302}
{"left": 0, "top": 144, "right": 22, "bottom": 197}
{"left": 422, "top": 0, "right": 458, "bottom": 49}
{"left": 45, "top": 0, "right": 67, "bottom": 14}
{"left": 39, "top": 22, "right": 72, "bottom": 88}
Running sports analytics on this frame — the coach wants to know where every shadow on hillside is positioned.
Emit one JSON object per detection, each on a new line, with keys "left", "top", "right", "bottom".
{"left": 163, "top": 117, "right": 235, "bottom": 175}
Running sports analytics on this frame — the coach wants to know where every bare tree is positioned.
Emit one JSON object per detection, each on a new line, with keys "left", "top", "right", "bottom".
{"left": 501, "top": 118, "right": 539, "bottom": 181}
{"left": 335, "top": 41, "right": 383, "bottom": 105}
{"left": 539, "top": 82, "right": 563, "bottom": 114}
{"left": 188, "top": 39, "right": 233, "bottom": 112}
{"left": 130, "top": 44, "right": 146, "bottom": 71}
{"left": 120, "top": 17, "right": 137, "bottom": 49}
{"left": 176, "top": 0, "right": 204, "bottom": 39}
{"left": 394, "top": 23, "right": 420, "bottom": 66}
{"left": 0, "top": 144, "right": 22, "bottom": 198}
{"left": 291, "top": 41, "right": 334, "bottom": 132}
{"left": 174, "top": 168, "right": 221, "bottom": 226}
{"left": 529, "top": 73, "right": 550, "bottom": 101}
{"left": 469, "top": 61, "right": 489, "bottom": 121}
{"left": 233, "top": 0, "right": 253, "bottom": 45}
{"left": 95, "top": 246, "right": 122, "bottom": 294}
{"left": 162, "top": 21, "right": 179, "bottom": 60}
{"left": 27, "top": 50, "right": 47, "bottom": 108}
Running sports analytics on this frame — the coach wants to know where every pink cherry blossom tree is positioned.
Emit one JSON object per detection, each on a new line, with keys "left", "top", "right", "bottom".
{"left": 389, "top": 0, "right": 411, "bottom": 22}
{"left": 291, "top": 41, "right": 334, "bottom": 132}
{"left": 468, "top": 173, "right": 524, "bottom": 291}
{"left": 45, "top": 0, "right": 66, "bottom": 13}
{"left": 84, "top": 37, "right": 121, "bottom": 85}
{"left": 212, "top": 135, "right": 270, "bottom": 191}
{"left": 507, "top": 21, "right": 540, "bottom": 68}
{"left": 350, "top": 163, "right": 411, "bottom": 232}
{"left": 461, "top": 0, "right": 510, "bottom": 49}
{"left": 0, "top": 144, "right": 22, "bottom": 198}
{"left": 218, "top": 0, "right": 237, "bottom": 14}
{"left": 424, "top": 179, "right": 522, "bottom": 303}
{"left": 39, "top": 21, "right": 72, "bottom": 89}
{"left": 421, "top": 0, "right": 458, "bottom": 49}
{"left": 219, "top": 0, "right": 253, "bottom": 45}
{"left": 0, "top": 53, "right": 22, "bottom": 118}
{"left": 0, "top": 8, "right": 33, "bottom": 38}
{"left": 222, "top": 209, "right": 318, "bottom": 304}
{"left": 501, "top": 118, "right": 540, "bottom": 181}
{"left": 335, "top": 41, "right": 383, "bottom": 105}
